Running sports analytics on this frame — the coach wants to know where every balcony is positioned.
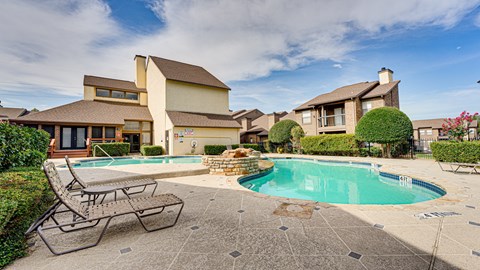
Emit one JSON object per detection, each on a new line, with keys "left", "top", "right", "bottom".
{"left": 318, "top": 114, "right": 346, "bottom": 132}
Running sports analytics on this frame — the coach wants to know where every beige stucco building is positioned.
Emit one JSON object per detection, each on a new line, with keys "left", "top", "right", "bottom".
{"left": 293, "top": 68, "right": 400, "bottom": 136}
{"left": 13, "top": 55, "right": 240, "bottom": 157}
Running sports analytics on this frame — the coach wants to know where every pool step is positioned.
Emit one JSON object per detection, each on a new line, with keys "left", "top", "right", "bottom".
{"left": 50, "top": 150, "right": 89, "bottom": 159}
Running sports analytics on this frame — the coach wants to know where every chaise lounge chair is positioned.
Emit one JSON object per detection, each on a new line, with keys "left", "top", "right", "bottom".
{"left": 437, "top": 161, "right": 479, "bottom": 174}
{"left": 27, "top": 161, "right": 184, "bottom": 255}
{"left": 65, "top": 156, "right": 158, "bottom": 201}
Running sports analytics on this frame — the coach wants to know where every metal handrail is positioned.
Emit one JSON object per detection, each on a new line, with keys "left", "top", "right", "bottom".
{"left": 93, "top": 144, "right": 114, "bottom": 162}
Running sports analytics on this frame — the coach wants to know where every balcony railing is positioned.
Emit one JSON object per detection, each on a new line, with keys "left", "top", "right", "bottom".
{"left": 318, "top": 114, "right": 346, "bottom": 127}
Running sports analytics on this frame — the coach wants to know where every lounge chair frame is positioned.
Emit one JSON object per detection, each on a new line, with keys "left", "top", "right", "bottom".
{"left": 437, "top": 161, "right": 479, "bottom": 174}
{"left": 65, "top": 156, "right": 158, "bottom": 200}
{"left": 27, "top": 162, "right": 184, "bottom": 255}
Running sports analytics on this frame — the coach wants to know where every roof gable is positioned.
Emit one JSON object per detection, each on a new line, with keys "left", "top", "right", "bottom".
{"left": 294, "top": 81, "right": 378, "bottom": 111}
{"left": 150, "top": 56, "right": 230, "bottom": 90}
{"left": 0, "top": 107, "right": 27, "bottom": 119}
{"left": 361, "top": 81, "right": 400, "bottom": 99}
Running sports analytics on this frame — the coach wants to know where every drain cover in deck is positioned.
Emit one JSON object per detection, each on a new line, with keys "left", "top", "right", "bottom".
{"left": 414, "top": 212, "right": 461, "bottom": 219}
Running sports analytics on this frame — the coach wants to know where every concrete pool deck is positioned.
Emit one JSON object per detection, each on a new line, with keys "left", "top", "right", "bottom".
{"left": 7, "top": 154, "right": 480, "bottom": 269}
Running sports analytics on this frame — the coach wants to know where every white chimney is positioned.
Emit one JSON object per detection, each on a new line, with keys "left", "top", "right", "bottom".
{"left": 378, "top": 67, "right": 393, "bottom": 85}
{"left": 134, "top": 55, "right": 146, "bottom": 88}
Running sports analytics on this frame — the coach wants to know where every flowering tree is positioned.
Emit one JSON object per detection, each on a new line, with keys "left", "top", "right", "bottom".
{"left": 442, "top": 111, "right": 479, "bottom": 141}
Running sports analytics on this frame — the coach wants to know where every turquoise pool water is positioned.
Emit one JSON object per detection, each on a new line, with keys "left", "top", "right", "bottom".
{"left": 240, "top": 158, "right": 445, "bottom": 205}
{"left": 67, "top": 156, "right": 201, "bottom": 168}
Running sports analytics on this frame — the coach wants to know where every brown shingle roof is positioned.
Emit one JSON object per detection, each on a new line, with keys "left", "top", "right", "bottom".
{"left": 294, "top": 81, "right": 378, "bottom": 111}
{"left": 361, "top": 81, "right": 400, "bottom": 99}
{"left": 150, "top": 56, "right": 230, "bottom": 90}
{"left": 83, "top": 75, "right": 146, "bottom": 92}
{"left": 412, "top": 118, "right": 478, "bottom": 129}
{"left": 166, "top": 111, "right": 241, "bottom": 128}
{"left": 0, "top": 107, "right": 27, "bottom": 119}
{"left": 14, "top": 100, "right": 152, "bottom": 125}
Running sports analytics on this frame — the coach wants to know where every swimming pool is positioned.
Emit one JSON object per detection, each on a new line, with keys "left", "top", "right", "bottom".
{"left": 65, "top": 156, "right": 202, "bottom": 168}
{"left": 240, "top": 158, "right": 445, "bottom": 205}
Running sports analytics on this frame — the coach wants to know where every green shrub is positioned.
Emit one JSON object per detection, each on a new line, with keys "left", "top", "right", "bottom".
{"left": 140, "top": 145, "right": 164, "bottom": 156}
{"left": 241, "top": 144, "right": 260, "bottom": 151}
{"left": 204, "top": 145, "right": 227, "bottom": 155}
{"left": 301, "top": 134, "right": 360, "bottom": 156}
{"left": 359, "top": 147, "right": 383, "bottom": 157}
{"left": 263, "top": 140, "right": 273, "bottom": 153}
{"left": 92, "top": 142, "right": 130, "bottom": 157}
{"left": 204, "top": 144, "right": 260, "bottom": 155}
{"left": 0, "top": 168, "right": 54, "bottom": 268}
{"left": 431, "top": 141, "right": 480, "bottom": 163}
{"left": 268, "top": 120, "right": 300, "bottom": 145}
{"left": 0, "top": 123, "right": 50, "bottom": 171}
{"left": 355, "top": 107, "right": 412, "bottom": 158}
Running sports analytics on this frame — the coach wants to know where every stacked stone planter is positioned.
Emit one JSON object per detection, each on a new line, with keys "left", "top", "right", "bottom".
{"left": 202, "top": 156, "right": 260, "bottom": 176}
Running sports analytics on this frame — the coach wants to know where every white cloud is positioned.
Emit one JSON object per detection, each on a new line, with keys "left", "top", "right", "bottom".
{"left": 402, "top": 87, "right": 480, "bottom": 120}
{"left": 333, "top": 64, "right": 343, "bottom": 69}
{"left": 1, "top": 0, "right": 479, "bottom": 107}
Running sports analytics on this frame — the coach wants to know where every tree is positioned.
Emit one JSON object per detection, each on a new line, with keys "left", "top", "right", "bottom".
{"left": 355, "top": 107, "right": 412, "bottom": 158}
{"left": 30, "top": 108, "right": 40, "bottom": 112}
{"left": 442, "top": 111, "right": 479, "bottom": 141}
{"left": 268, "top": 120, "right": 300, "bottom": 151}
{"left": 290, "top": 125, "right": 305, "bottom": 153}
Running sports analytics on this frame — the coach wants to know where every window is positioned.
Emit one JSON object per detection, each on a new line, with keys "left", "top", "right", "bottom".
{"left": 142, "top": 133, "right": 151, "bottom": 144}
{"left": 302, "top": 110, "right": 312, "bottom": 124}
{"left": 41, "top": 125, "right": 55, "bottom": 138}
{"left": 124, "top": 121, "right": 140, "bottom": 131}
{"left": 426, "top": 129, "right": 433, "bottom": 135}
{"left": 92, "top": 126, "right": 103, "bottom": 138}
{"left": 111, "top": 91, "right": 125, "bottom": 99}
{"left": 419, "top": 129, "right": 426, "bottom": 135}
{"left": 142, "top": 122, "right": 151, "bottom": 131}
{"left": 96, "top": 88, "right": 139, "bottom": 101}
{"left": 362, "top": 101, "right": 372, "bottom": 115}
{"left": 96, "top": 89, "right": 109, "bottom": 97}
{"left": 105, "top": 127, "right": 115, "bottom": 138}
{"left": 126, "top": 92, "right": 139, "bottom": 100}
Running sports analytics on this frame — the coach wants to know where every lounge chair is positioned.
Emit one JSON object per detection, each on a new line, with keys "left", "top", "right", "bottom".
{"left": 65, "top": 156, "right": 158, "bottom": 201}
{"left": 27, "top": 161, "right": 184, "bottom": 255}
{"left": 437, "top": 161, "right": 479, "bottom": 174}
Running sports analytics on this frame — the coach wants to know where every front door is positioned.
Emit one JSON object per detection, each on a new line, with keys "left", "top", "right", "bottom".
{"left": 123, "top": 133, "right": 140, "bottom": 152}
{"left": 60, "top": 126, "right": 87, "bottom": 150}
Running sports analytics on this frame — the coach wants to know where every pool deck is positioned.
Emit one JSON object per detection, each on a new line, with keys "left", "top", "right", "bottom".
{"left": 8, "top": 154, "right": 480, "bottom": 270}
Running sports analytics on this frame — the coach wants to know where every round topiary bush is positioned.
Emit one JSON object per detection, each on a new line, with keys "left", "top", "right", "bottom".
{"left": 355, "top": 107, "right": 412, "bottom": 158}
{"left": 269, "top": 119, "right": 300, "bottom": 146}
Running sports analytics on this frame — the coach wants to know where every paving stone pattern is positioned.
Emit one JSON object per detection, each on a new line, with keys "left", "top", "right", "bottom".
{"left": 8, "top": 179, "right": 476, "bottom": 270}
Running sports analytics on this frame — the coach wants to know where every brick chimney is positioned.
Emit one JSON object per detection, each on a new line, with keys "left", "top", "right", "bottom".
{"left": 134, "top": 55, "right": 146, "bottom": 88}
{"left": 378, "top": 67, "right": 393, "bottom": 85}
{"left": 268, "top": 112, "right": 283, "bottom": 129}
{"left": 241, "top": 118, "right": 252, "bottom": 130}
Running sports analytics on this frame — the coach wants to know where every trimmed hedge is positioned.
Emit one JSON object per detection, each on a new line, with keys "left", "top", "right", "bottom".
{"left": 431, "top": 141, "right": 480, "bottom": 163}
{"left": 0, "top": 167, "right": 54, "bottom": 268}
{"left": 355, "top": 107, "right": 413, "bottom": 144}
{"left": 204, "top": 144, "right": 260, "bottom": 155}
{"left": 269, "top": 120, "right": 300, "bottom": 144}
{"left": 92, "top": 142, "right": 130, "bottom": 157}
{"left": 140, "top": 145, "right": 164, "bottom": 156}
{"left": 301, "top": 134, "right": 360, "bottom": 156}
{"left": 0, "top": 123, "right": 50, "bottom": 171}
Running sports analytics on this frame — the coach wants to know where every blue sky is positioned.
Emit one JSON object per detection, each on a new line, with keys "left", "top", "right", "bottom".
{"left": 1, "top": 0, "right": 479, "bottom": 120}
